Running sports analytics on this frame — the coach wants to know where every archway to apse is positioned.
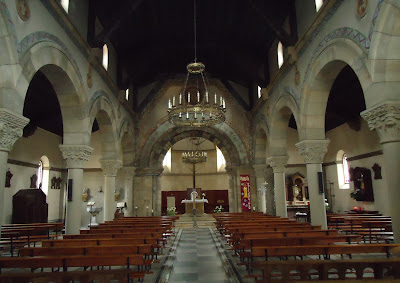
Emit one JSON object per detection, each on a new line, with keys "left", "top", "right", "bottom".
{"left": 269, "top": 96, "right": 304, "bottom": 219}
{"left": 87, "top": 96, "right": 120, "bottom": 225}
{"left": 145, "top": 129, "right": 243, "bottom": 215}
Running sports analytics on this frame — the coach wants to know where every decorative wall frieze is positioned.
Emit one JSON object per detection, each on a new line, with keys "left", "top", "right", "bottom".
{"left": 0, "top": 108, "right": 29, "bottom": 152}
{"left": 267, "top": 156, "right": 289, "bottom": 173}
{"left": 295, "top": 140, "right": 330, "bottom": 164}
{"left": 59, "top": 145, "right": 93, "bottom": 169}
{"left": 100, "top": 160, "right": 123, "bottom": 177}
{"left": 119, "top": 166, "right": 136, "bottom": 180}
{"left": 361, "top": 101, "right": 400, "bottom": 144}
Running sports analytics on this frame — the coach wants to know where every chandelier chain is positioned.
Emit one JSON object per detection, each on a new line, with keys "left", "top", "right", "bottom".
{"left": 193, "top": 0, "right": 197, "bottom": 62}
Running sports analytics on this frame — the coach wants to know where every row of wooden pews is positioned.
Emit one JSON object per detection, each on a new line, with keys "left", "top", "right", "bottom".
{"left": 327, "top": 212, "right": 394, "bottom": 243}
{"left": 214, "top": 212, "right": 400, "bottom": 281}
{"left": 0, "top": 222, "right": 64, "bottom": 257}
{"left": 0, "top": 216, "right": 178, "bottom": 282}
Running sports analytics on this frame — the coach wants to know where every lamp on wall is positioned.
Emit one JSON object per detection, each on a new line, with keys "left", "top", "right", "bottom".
{"left": 167, "top": 0, "right": 226, "bottom": 127}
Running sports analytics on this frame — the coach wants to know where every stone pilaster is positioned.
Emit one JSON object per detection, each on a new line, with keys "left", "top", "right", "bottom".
{"left": 0, "top": 109, "right": 29, "bottom": 235}
{"left": 225, "top": 167, "right": 238, "bottom": 212}
{"left": 59, "top": 144, "right": 93, "bottom": 234}
{"left": 296, "top": 140, "right": 329, "bottom": 229}
{"left": 361, "top": 101, "right": 400, "bottom": 243}
{"left": 100, "top": 160, "right": 122, "bottom": 221}
{"left": 134, "top": 167, "right": 163, "bottom": 216}
{"left": 268, "top": 156, "right": 289, "bottom": 217}
{"left": 119, "top": 167, "right": 136, "bottom": 216}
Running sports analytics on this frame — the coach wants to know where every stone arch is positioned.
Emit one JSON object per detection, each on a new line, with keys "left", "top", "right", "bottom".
{"left": 0, "top": 0, "right": 19, "bottom": 100}
{"left": 88, "top": 93, "right": 120, "bottom": 159}
{"left": 253, "top": 114, "right": 270, "bottom": 165}
{"left": 139, "top": 126, "right": 248, "bottom": 169}
{"left": 269, "top": 93, "right": 301, "bottom": 156}
{"left": 300, "top": 38, "right": 373, "bottom": 140}
{"left": 368, "top": 0, "right": 400, "bottom": 102}
{"left": 15, "top": 42, "right": 88, "bottom": 145}
{"left": 119, "top": 118, "right": 135, "bottom": 166}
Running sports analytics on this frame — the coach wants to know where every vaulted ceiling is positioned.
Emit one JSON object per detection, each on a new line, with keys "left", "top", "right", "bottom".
{"left": 89, "top": 0, "right": 296, "bottom": 89}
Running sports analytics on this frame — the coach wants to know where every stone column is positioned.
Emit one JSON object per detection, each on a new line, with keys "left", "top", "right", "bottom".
{"left": 296, "top": 140, "right": 330, "bottom": 229}
{"left": 265, "top": 167, "right": 275, "bottom": 215}
{"left": 268, "top": 156, "right": 289, "bottom": 218}
{"left": 100, "top": 160, "right": 122, "bottom": 221}
{"left": 60, "top": 144, "right": 93, "bottom": 234}
{"left": 0, "top": 109, "right": 29, "bottom": 235}
{"left": 253, "top": 165, "right": 268, "bottom": 213}
{"left": 361, "top": 101, "right": 400, "bottom": 243}
{"left": 119, "top": 167, "right": 136, "bottom": 217}
{"left": 226, "top": 167, "right": 238, "bottom": 212}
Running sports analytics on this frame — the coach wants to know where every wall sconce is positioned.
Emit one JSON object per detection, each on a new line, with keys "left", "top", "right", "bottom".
{"left": 98, "top": 186, "right": 103, "bottom": 193}
{"left": 135, "top": 206, "right": 138, "bottom": 217}
{"left": 114, "top": 188, "right": 120, "bottom": 201}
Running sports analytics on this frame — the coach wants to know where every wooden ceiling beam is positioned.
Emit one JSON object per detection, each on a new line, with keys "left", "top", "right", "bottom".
{"left": 249, "top": 0, "right": 296, "bottom": 47}
{"left": 88, "top": 0, "right": 145, "bottom": 48}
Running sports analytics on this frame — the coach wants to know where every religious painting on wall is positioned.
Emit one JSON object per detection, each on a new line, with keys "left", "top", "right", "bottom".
{"left": 240, "top": 175, "right": 251, "bottom": 211}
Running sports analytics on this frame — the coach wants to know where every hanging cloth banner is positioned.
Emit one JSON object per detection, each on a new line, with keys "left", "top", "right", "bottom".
{"left": 240, "top": 175, "right": 251, "bottom": 211}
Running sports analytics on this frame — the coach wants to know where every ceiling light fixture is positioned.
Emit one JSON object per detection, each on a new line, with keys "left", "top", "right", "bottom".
{"left": 167, "top": 0, "right": 226, "bottom": 127}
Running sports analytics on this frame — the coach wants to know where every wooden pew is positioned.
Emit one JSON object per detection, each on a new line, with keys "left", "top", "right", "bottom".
{"left": 251, "top": 258, "right": 400, "bottom": 281}
{"left": 252, "top": 243, "right": 399, "bottom": 260}
{"left": 0, "top": 255, "right": 147, "bottom": 281}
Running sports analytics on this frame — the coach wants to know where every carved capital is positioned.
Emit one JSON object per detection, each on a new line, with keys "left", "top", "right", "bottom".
{"left": 267, "top": 156, "right": 289, "bottom": 173}
{"left": 59, "top": 145, "right": 93, "bottom": 169}
{"left": 0, "top": 109, "right": 29, "bottom": 152}
{"left": 252, "top": 164, "right": 268, "bottom": 178}
{"left": 361, "top": 101, "right": 400, "bottom": 144}
{"left": 296, "top": 140, "right": 330, "bottom": 164}
{"left": 119, "top": 166, "right": 136, "bottom": 180}
{"left": 100, "top": 160, "right": 123, "bottom": 177}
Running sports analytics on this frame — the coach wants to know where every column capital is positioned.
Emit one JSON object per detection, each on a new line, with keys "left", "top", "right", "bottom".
{"left": 0, "top": 108, "right": 29, "bottom": 152}
{"left": 119, "top": 166, "right": 136, "bottom": 179}
{"left": 100, "top": 159, "right": 123, "bottom": 177}
{"left": 252, "top": 164, "right": 268, "bottom": 177}
{"left": 59, "top": 144, "right": 93, "bottom": 169}
{"left": 361, "top": 101, "right": 400, "bottom": 144}
{"left": 267, "top": 156, "right": 289, "bottom": 173}
{"left": 296, "top": 140, "right": 330, "bottom": 164}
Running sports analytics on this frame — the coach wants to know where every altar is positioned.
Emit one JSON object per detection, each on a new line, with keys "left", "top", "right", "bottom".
{"left": 181, "top": 199, "right": 208, "bottom": 215}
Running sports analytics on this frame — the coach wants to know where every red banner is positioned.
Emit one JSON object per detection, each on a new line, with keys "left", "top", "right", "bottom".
{"left": 240, "top": 175, "right": 251, "bottom": 211}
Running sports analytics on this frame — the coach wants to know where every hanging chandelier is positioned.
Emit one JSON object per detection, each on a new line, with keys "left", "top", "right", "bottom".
{"left": 167, "top": 0, "right": 226, "bottom": 127}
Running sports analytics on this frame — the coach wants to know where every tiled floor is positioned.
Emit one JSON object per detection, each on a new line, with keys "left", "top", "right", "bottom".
{"left": 160, "top": 227, "right": 238, "bottom": 283}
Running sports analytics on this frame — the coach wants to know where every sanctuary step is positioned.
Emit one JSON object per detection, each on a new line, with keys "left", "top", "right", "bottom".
{"left": 174, "top": 214, "right": 216, "bottom": 228}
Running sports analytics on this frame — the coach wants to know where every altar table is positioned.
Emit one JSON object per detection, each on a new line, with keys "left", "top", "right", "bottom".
{"left": 181, "top": 199, "right": 208, "bottom": 215}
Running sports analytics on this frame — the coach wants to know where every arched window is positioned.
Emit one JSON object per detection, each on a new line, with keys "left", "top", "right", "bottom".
{"left": 102, "top": 44, "right": 109, "bottom": 70}
{"left": 125, "top": 89, "right": 129, "bottom": 101}
{"left": 216, "top": 146, "right": 226, "bottom": 172}
{"left": 277, "top": 42, "right": 284, "bottom": 69}
{"left": 336, "top": 150, "right": 350, "bottom": 189}
{"left": 315, "top": 0, "right": 323, "bottom": 12}
{"left": 163, "top": 148, "right": 172, "bottom": 172}
{"left": 257, "top": 86, "right": 262, "bottom": 99}
{"left": 343, "top": 154, "right": 350, "bottom": 184}
{"left": 37, "top": 160, "right": 43, "bottom": 189}
{"left": 61, "top": 0, "right": 69, "bottom": 13}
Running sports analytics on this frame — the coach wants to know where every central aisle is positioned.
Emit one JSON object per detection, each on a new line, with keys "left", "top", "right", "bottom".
{"left": 165, "top": 228, "right": 233, "bottom": 282}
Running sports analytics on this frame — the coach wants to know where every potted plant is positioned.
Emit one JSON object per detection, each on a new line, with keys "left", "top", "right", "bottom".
{"left": 167, "top": 206, "right": 177, "bottom": 216}
{"left": 214, "top": 205, "right": 223, "bottom": 213}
